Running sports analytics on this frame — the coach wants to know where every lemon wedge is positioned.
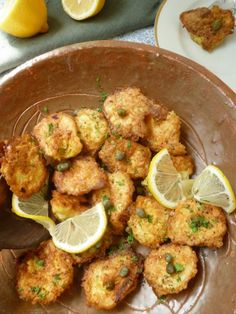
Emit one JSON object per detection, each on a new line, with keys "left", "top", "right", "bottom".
{"left": 62, "top": 0, "right": 105, "bottom": 20}
{"left": 12, "top": 186, "right": 55, "bottom": 235}
{"left": 0, "top": 0, "right": 48, "bottom": 38}
{"left": 192, "top": 165, "right": 236, "bottom": 213}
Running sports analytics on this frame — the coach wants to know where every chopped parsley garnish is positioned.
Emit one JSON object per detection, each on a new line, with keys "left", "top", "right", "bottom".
{"left": 42, "top": 106, "right": 49, "bottom": 114}
{"left": 131, "top": 255, "right": 139, "bottom": 263}
{"left": 174, "top": 263, "right": 185, "bottom": 272}
{"left": 127, "top": 230, "right": 135, "bottom": 244}
{"left": 159, "top": 295, "right": 166, "bottom": 302}
{"left": 35, "top": 258, "right": 44, "bottom": 268}
{"left": 116, "top": 180, "right": 124, "bottom": 186}
{"left": 146, "top": 214, "right": 153, "bottom": 223}
{"left": 48, "top": 123, "right": 55, "bottom": 136}
{"left": 53, "top": 274, "right": 61, "bottom": 284}
{"left": 31, "top": 286, "right": 41, "bottom": 294}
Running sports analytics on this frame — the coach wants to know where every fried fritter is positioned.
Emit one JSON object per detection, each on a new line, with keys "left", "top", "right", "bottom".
{"left": 33, "top": 112, "right": 82, "bottom": 161}
{"left": 103, "top": 87, "right": 151, "bottom": 141}
{"left": 75, "top": 109, "right": 108, "bottom": 155}
{"left": 145, "top": 111, "right": 186, "bottom": 155}
{"left": 99, "top": 137, "right": 151, "bottom": 179}
{"left": 72, "top": 228, "right": 114, "bottom": 265}
{"left": 50, "top": 190, "right": 89, "bottom": 221}
{"left": 1, "top": 134, "right": 48, "bottom": 199}
{"left": 180, "top": 6, "right": 235, "bottom": 51}
{"left": 92, "top": 171, "right": 134, "bottom": 234}
{"left": 171, "top": 154, "right": 194, "bottom": 176}
{"left": 128, "top": 196, "right": 170, "bottom": 248}
{"left": 144, "top": 244, "right": 198, "bottom": 296}
{"left": 167, "top": 199, "right": 227, "bottom": 248}
{"left": 82, "top": 250, "right": 143, "bottom": 310}
{"left": 53, "top": 157, "right": 107, "bottom": 195}
{"left": 16, "top": 240, "right": 74, "bottom": 304}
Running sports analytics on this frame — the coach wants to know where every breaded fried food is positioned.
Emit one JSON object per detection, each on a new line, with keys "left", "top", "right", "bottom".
{"left": 16, "top": 240, "right": 74, "bottom": 304}
{"left": 53, "top": 157, "right": 107, "bottom": 195}
{"left": 180, "top": 5, "right": 235, "bottom": 51}
{"left": 171, "top": 154, "right": 194, "bottom": 176}
{"left": 82, "top": 250, "right": 143, "bottom": 310}
{"left": 1, "top": 134, "right": 48, "bottom": 199}
{"left": 144, "top": 244, "right": 198, "bottom": 296}
{"left": 168, "top": 199, "right": 227, "bottom": 248}
{"left": 145, "top": 111, "right": 186, "bottom": 155}
{"left": 50, "top": 190, "right": 89, "bottom": 221}
{"left": 72, "top": 228, "right": 114, "bottom": 265}
{"left": 99, "top": 137, "right": 151, "bottom": 179}
{"left": 33, "top": 112, "right": 82, "bottom": 161}
{"left": 103, "top": 87, "right": 151, "bottom": 141}
{"left": 75, "top": 109, "right": 108, "bottom": 154}
{"left": 92, "top": 171, "right": 134, "bottom": 234}
{"left": 128, "top": 196, "right": 170, "bottom": 248}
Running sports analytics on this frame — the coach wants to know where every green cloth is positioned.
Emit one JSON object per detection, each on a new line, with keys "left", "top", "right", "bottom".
{"left": 0, "top": 0, "right": 161, "bottom": 73}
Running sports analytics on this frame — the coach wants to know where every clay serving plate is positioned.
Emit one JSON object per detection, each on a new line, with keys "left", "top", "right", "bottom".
{"left": 0, "top": 41, "right": 236, "bottom": 314}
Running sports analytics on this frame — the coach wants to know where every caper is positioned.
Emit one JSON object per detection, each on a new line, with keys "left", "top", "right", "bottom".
{"left": 119, "top": 266, "right": 129, "bottom": 277}
{"left": 166, "top": 262, "right": 175, "bottom": 274}
{"left": 117, "top": 108, "right": 127, "bottom": 117}
{"left": 104, "top": 281, "right": 115, "bottom": 291}
{"left": 115, "top": 151, "right": 125, "bottom": 161}
{"left": 212, "top": 19, "right": 222, "bottom": 31}
{"left": 56, "top": 161, "right": 71, "bottom": 172}
{"left": 136, "top": 207, "right": 146, "bottom": 218}
{"left": 165, "top": 253, "right": 173, "bottom": 263}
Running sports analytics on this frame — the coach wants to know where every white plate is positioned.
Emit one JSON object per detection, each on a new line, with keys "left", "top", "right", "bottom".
{"left": 155, "top": 0, "right": 236, "bottom": 91}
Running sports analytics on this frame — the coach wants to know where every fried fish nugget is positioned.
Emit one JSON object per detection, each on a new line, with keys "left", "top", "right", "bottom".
{"left": 99, "top": 137, "right": 151, "bottom": 179}
{"left": 33, "top": 112, "right": 82, "bottom": 161}
{"left": 82, "top": 250, "right": 143, "bottom": 310}
{"left": 50, "top": 190, "right": 89, "bottom": 221}
{"left": 103, "top": 87, "right": 151, "bottom": 141}
{"left": 171, "top": 154, "right": 194, "bottom": 176}
{"left": 180, "top": 6, "right": 235, "bottom": 51}
{"left": 16, "top": 240, "right": 74, "bottom": 304}
{"left": 1, "top": 134, "right": 48, "bottom": 199}
{"left": 75, "top": 109, "right": 108, "bottom": 154}
{"left": 167, "top": 199, "right": 227, "bottom": 248}
{"left": 128, "top": 196, "right": 170, "bottom": 248}
{"left": 53, "top": 157, "right": 107, "bottom": 195}
{"left": 144, "top": 244, "right": 198, "bottom": 296}
{"left": 145, "top": 111, "right": 186, "bottom": 155}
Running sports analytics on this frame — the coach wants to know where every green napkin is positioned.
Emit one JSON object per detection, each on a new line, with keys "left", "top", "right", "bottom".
{"left": 0, "top": 0, "right": 161, "bottom": 73}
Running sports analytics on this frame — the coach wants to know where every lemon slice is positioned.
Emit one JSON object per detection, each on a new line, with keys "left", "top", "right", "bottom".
{"left": 12, "top": 186, "right": 55, "bottom": 235}
{"left": 52, "top": 202, "right": 107, "bottom": 253}
{"left": 147, "top": 148, "right": 189, "bottom": 209}
{"left": 62, "top": 0, "right": 105, "bottom": 20}
{"left": 0, "top": 0, "right": 48, "bottom": 38}
{"left": 192, "top": 165, "right": 236, "bottom": 213}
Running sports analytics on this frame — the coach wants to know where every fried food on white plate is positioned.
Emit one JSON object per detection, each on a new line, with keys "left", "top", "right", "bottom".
{"left": 144, "top": 243, "right": 198, "bottom": 296}
{"left": 16, "top": 240, "right": 74, "bottom": 304}
{"left": 99, "top": 137, "right": 151, "bottom": 179}
{"left": 171, "top": 154, "right": 194, "bottom": 177}
{"left": 92, "top": 171, "right": 134, "bottom": 234}
{"left": 128, "top": 196, "right": 170, "bottom": 248}
{"left": 82, "top": 250, "right": 143, "bottom": 310}
{"left": 33, "top": 112, "right": 82, "bottom": 161}
{"left": 75, "top": 109, "right": 108, "bottom": 155}
{"left": 145, "top": 111, "right": 186, "bottom": 155}
{"left": 50, "top": 190, "right": 89, "bottom": 221}
{"left": 1, "top": 134, "right": 48, "bottom": 199}
{"left": 53, "top": 156, "right": 107, "bottom": 195}
{"left": 103, "top": 87, "right": 151, "bottom": 141}
{"left": 167, "top": 199, "right": 227, "bottom": 248}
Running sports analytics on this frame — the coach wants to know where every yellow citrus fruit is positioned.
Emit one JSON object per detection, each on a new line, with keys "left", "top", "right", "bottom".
{"left": 62, "top": 0, "right": 105, "bottom": 20}
{"left": 0, "top": 0, "right": 48, "bottom": 38}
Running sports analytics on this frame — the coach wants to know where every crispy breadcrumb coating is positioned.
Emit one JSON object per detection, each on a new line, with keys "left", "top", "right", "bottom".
{"left": 171, "top": 154, "right": 194, "bottom": 176}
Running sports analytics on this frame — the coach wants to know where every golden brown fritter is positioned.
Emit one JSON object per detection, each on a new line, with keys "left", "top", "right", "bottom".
{"left": 103, "top": 87, "right": 151, "bottom": 141}
{"left": 171, "top": 154, "right": 194, "bottom": 176}
{"left": 16, "top": 240, "right": 74, "bottom": 304}
{"left": 92, "top": 171, "right": 134, "bottom": 234}
{"left": 53, "top": 157, "right": 107, "bottom": 196}
{"left": 50, "top": 190, "right": 89, "bottom": 221}
{"left": 1, "top": 134, "right": 48, "bottom": 199}
{"left": 128, "top": 196, "right": 170, "bottom": 248}
{"left": 180, "top": 5, "right": 235, "bottom": 51}
{"left": 75, "top": 109, "right": 108, "bottom": 155}
{"left": 145, "top": 111, "right": 186, "bottom": 155}
{"left": 167, "top": 199, "right": 227, "bottom": 248}
{"left": 72, "top": 228, "right": 114, "bottom": 265}
{"left": 144, "top": 244, "right": 198, "bottom": 296}
{"left": 82, "top": 250, "right": 143, "bottom": 310}
{"left": 99, "top": 137, "right": 151, "bottom": 179}
{"left": 33, "top": 112, "right": 82, "bottom": 161}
